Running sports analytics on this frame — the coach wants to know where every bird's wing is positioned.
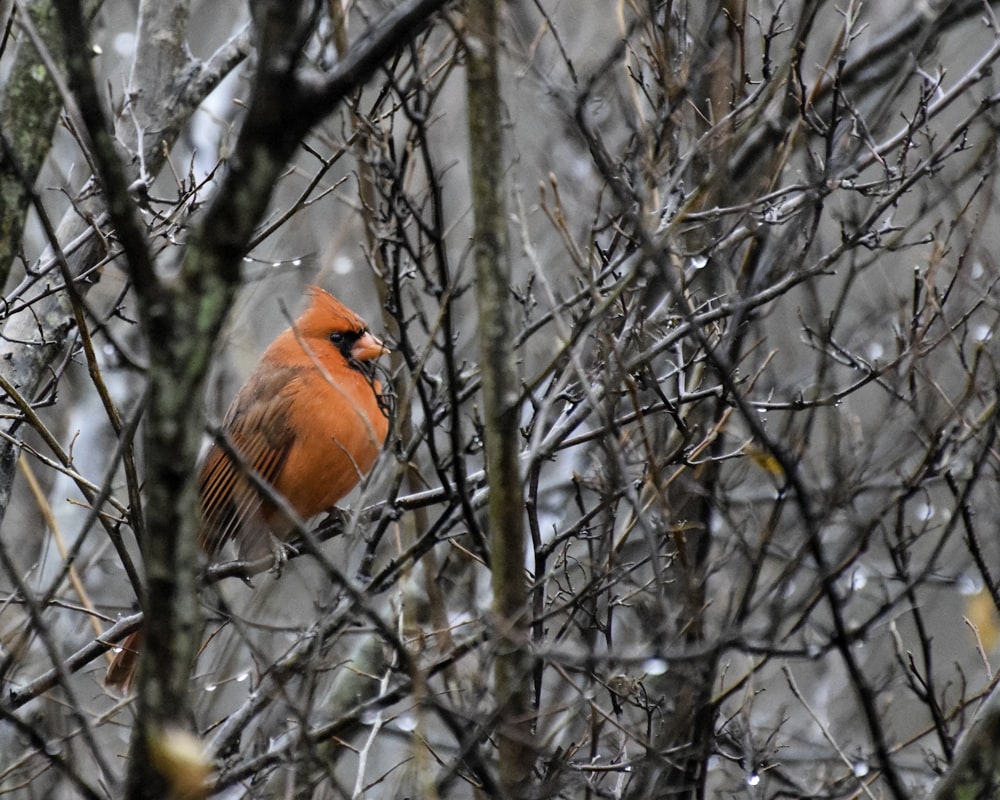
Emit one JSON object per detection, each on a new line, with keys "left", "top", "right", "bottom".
{"left": 198, "top": 363, "right": 301, "bottom": 556}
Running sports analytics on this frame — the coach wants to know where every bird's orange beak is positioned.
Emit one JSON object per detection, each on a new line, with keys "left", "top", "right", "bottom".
{"left": 351, "top": 331, "right": 390, "bottom": 361}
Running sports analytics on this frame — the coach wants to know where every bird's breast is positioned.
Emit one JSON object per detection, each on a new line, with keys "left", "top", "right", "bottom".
{"left": 272, "top": 365, "right": 388, "bottom": 520}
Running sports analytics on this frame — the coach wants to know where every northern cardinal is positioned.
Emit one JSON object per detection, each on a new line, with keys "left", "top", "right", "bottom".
{"left": 105, "top": 286, "right": 390, "bottom": 691}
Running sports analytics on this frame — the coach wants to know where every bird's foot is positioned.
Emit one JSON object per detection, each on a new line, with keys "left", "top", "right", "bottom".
{"left": 268, "top": 534, "right": 299, "bottom": 578}
{"left": 316, "top": 507, "right": 349, "bottom": 541}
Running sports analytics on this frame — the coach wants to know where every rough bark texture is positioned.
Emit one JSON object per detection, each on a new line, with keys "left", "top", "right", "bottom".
{"left": 0, "top": 0, "right": 97, "bottom": 289}
{"left": 466, "top": 2, "right": 534, "bottom": 795}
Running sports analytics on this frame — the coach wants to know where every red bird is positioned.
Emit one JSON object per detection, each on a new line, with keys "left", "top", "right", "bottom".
{"left": 106, "top": 286, "right": 390, "bottom": 691}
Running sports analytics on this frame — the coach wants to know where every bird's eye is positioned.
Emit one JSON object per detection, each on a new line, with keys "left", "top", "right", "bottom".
{"left": 329, "top": 332, "right": 345, "bottom": 344}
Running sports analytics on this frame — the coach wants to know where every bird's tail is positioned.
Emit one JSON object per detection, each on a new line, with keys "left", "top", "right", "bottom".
{"left": 105, "top": 629, "right": 142, "bottom": 693}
